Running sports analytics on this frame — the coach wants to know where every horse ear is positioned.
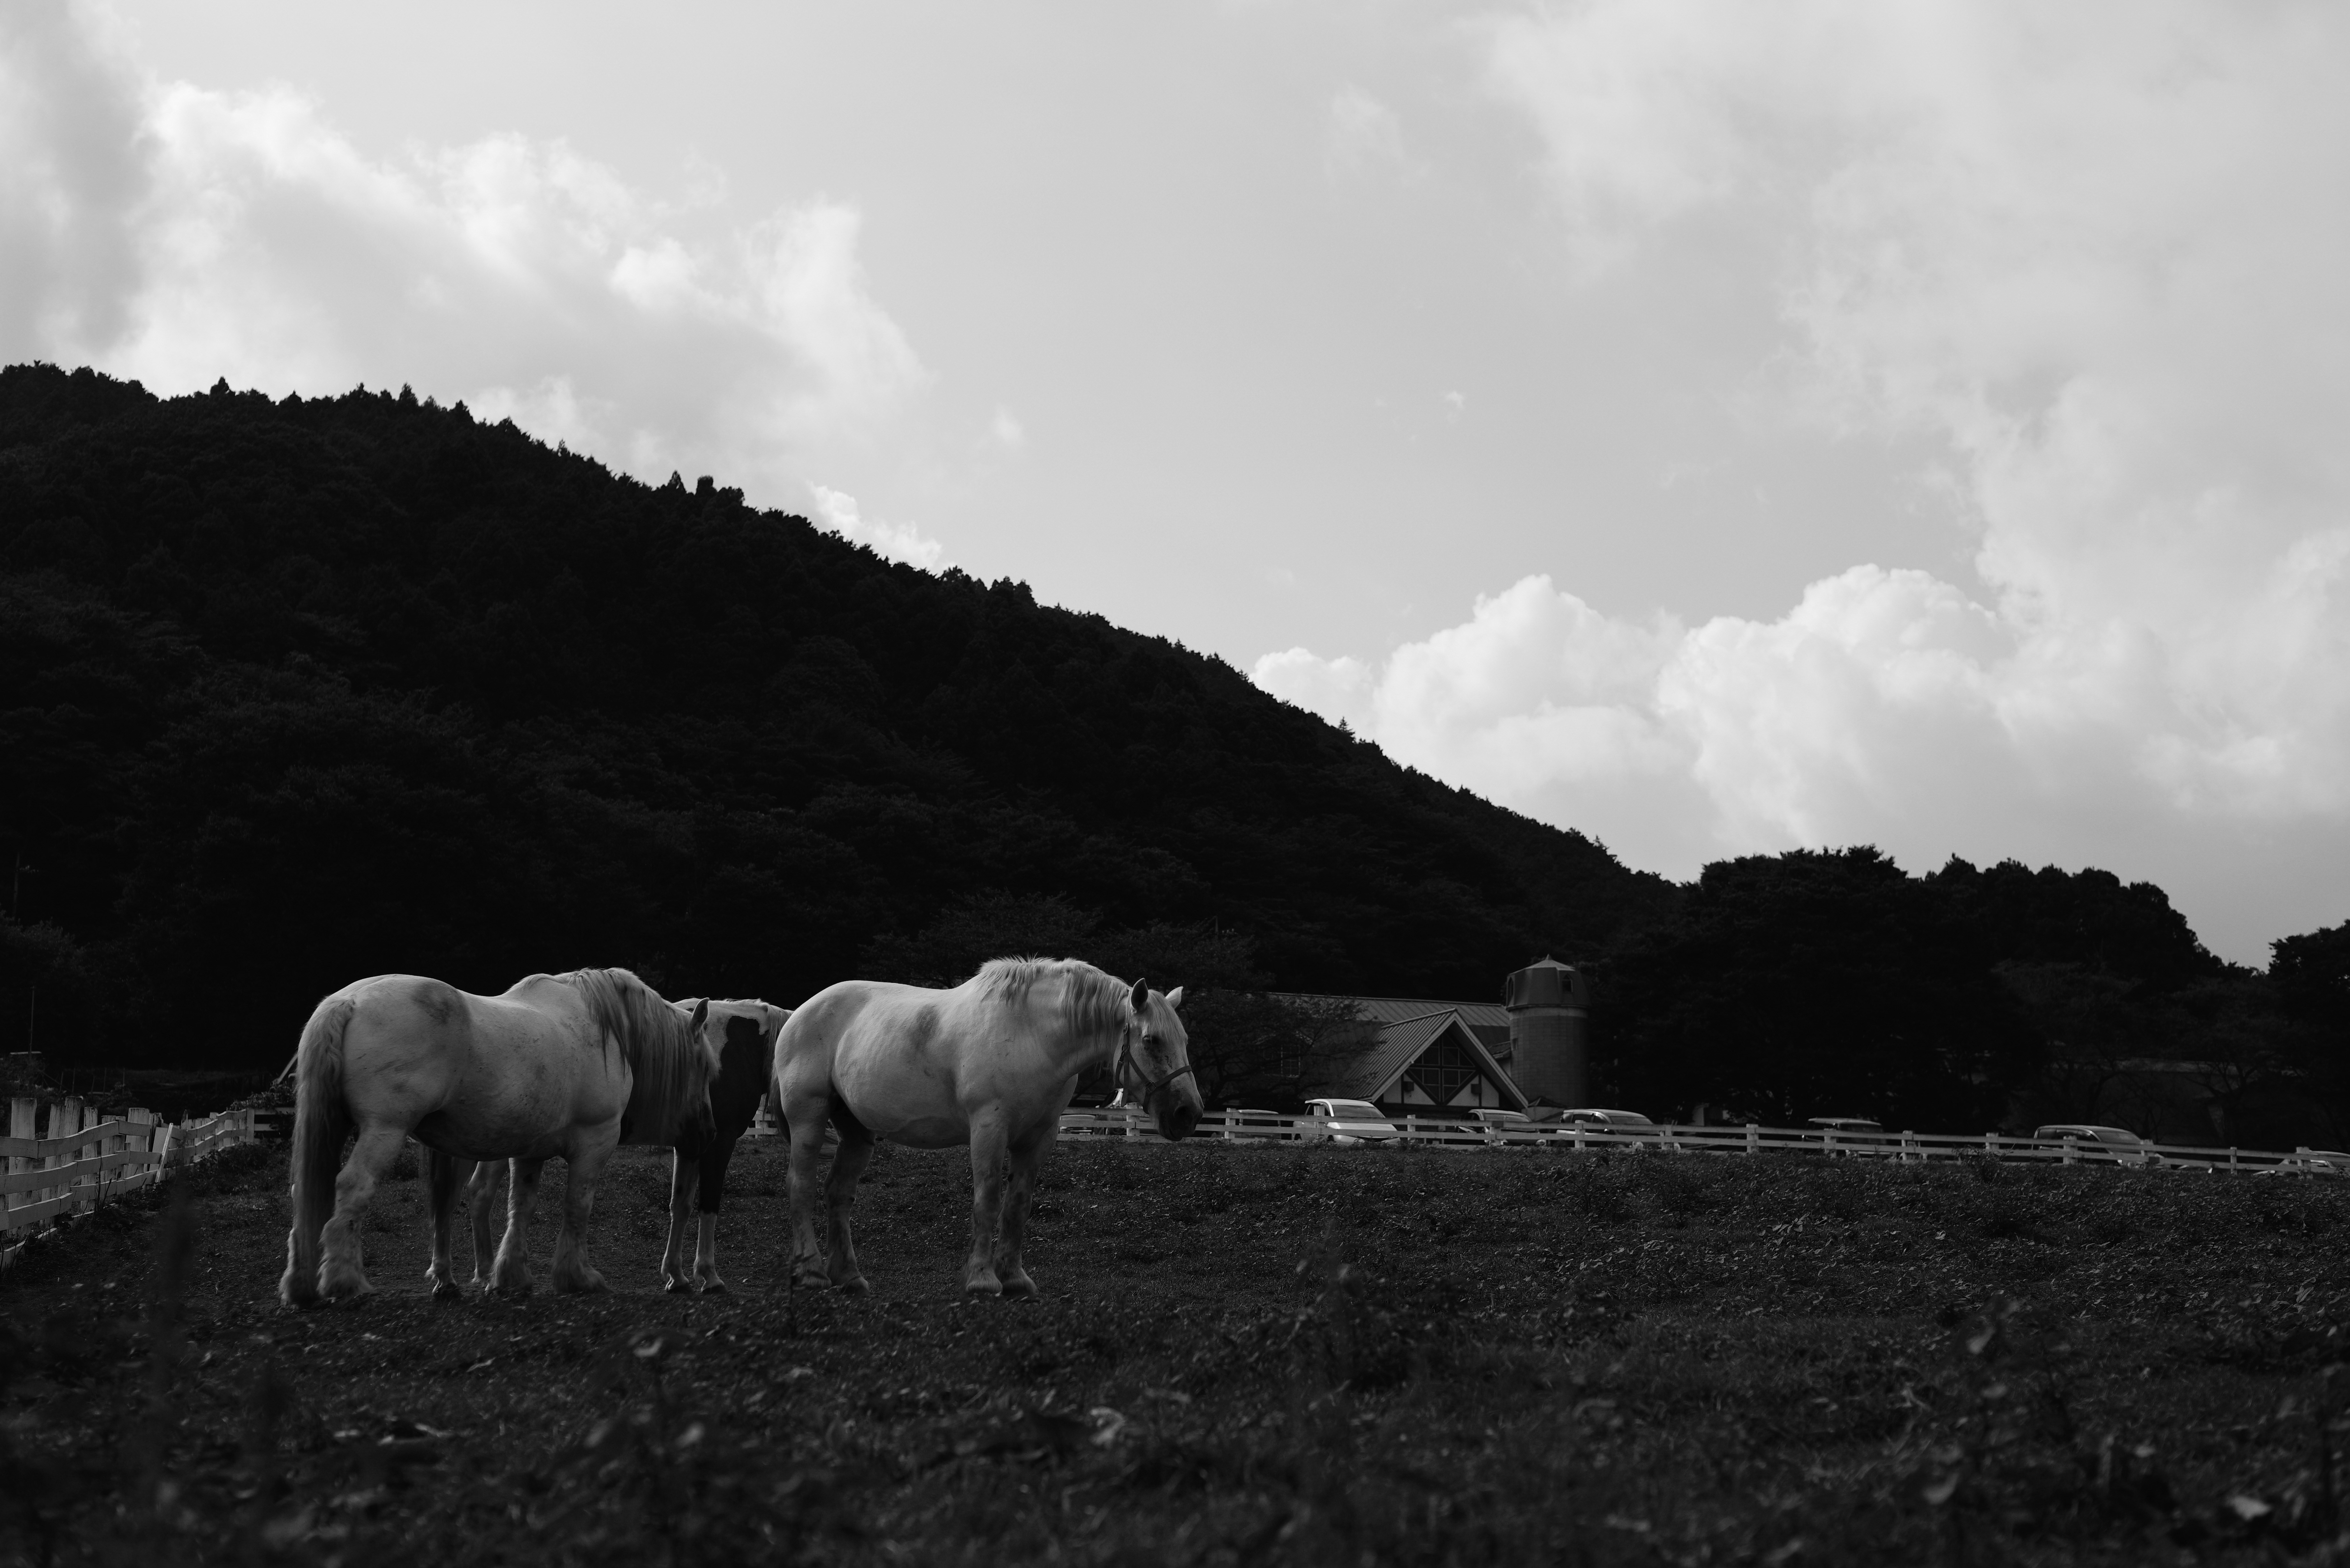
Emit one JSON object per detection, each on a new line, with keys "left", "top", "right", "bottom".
{"left": 689, "top": 998, "right": 709, "bottom": 1032}
{"left": 1129, "top": 977, "right": 1149, "bottom": 1013}
{"left": 1166, "top": 985, "right": 1184, "bottom": 1010}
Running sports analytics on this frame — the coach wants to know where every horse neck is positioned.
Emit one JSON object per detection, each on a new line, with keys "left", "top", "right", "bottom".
{"left": 1032, "top": 968, "right": 1129, "bottom": 1080}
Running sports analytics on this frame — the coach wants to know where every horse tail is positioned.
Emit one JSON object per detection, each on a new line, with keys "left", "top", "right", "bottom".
{"left": 279, "top": 994, "right": 355, "bottom": 1308}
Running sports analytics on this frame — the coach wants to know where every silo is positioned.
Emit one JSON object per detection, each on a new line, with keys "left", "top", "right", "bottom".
{"left": 1504, "top": 956, "right": 1589, "bottom": 1106}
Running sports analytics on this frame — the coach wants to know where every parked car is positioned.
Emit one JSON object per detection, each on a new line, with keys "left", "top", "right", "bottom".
{"left": 1215, "top": 1108, "right": 1288, "bottom": 1142}
{"left": 2031, "top": 1124, "right": 2166, "bottom": 1167}
{"left": 1550, "top": 1108, "right": 1658, "bottom": 1149}
{"left": 1302, "top": 1098, "right": 1403, "bottom": 1144}
{"left": 2254, "top": 1149, "right": 2349, "bottom": 1178}
{"left": 1559, "top": 1108, "right": 1655, "bottom": 1130}
{"left": 1470, "top": 1107, "right": 1548, "bottom": 1143}
{"left": 1807, "top": 1117, "right": 1897, "bottom": 1157}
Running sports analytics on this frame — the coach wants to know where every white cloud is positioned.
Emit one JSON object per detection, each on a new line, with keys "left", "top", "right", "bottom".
{"left": 0, "top": 2, "right": 928, "bottom": 507}
{"left": 989, "top": 405, "right": 1025, "bottom": 449}
{"left": 807, "top": 483, "right": 948, "bottom": 572}
{"left": 1325, "top": 85, "right": 1423, "bottom": 183}
{"left": 1262, "top": 0, "right": 2350, "bottom": 959}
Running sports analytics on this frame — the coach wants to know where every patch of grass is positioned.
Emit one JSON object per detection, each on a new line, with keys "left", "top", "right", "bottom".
{"left": 2, "top": 1138, "right": 2346, "bottom": 1565}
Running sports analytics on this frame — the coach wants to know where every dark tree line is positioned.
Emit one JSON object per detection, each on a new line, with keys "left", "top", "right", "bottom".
{"left": 1593, "top": 850, "right": 2350, "bottom": 1144}
{"left": 6, "top": 364, "right": 2343, "bottom": 1141}
{"left": 0, "top": 364, "right": 1673, "bottom": 1071}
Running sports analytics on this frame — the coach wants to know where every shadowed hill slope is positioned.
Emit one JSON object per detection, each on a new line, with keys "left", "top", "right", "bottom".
{"left": 0, "top": 364, "right": 1676, "bottom": 1067}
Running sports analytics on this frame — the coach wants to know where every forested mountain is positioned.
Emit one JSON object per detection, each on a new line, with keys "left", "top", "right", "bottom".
{"left": 0, "top": 364, "right": 1677, "bottom": 1069}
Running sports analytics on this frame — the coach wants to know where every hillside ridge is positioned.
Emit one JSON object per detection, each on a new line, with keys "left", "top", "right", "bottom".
{"left": 0, "top": 363, "right": 1675, "bottom": 1067}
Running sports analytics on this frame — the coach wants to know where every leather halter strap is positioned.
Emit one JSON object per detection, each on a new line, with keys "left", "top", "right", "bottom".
{"left": 1113, "top": 1020, "right": 1196, "bottom": 1100}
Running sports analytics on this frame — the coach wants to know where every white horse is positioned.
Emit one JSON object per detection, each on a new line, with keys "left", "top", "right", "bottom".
{"left": 279, "top": 968, "right": 720, "bottom": 1307}
{"left": 772, "top": 958, "right": 1202, "bottom": 1297}
{"left": 449, "top": 996, "right": 793, "bottom": 1294}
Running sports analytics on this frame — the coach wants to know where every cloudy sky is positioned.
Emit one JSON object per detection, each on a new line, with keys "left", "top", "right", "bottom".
{"left": 7, "top": 1, "right": 2348, "bottom": 962}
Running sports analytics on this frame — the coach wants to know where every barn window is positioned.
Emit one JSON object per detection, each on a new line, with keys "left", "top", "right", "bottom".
{"left": 1401, "top": 1035, "right": 1482, "bottom": 1107}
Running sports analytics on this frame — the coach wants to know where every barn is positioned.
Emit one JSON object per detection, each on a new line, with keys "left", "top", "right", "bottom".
{"left": 1280, "top": 957, "right": 1591, "bottom": 1118}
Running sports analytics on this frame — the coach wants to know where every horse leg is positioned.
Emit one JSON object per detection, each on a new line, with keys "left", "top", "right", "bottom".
{"left": 550, "top": 1137, "right": 616, "bottom": 1294}
{"left": 465, "top": 1160, "right": 505, "bottom": 1286}
{"left": 694, "top": 1140, "right": 737, "bottom": 1293}
{"left": 425, "top": 1150, "right": 468, "bottom": 1301}
{"left": 993, "top": 1123, "right": 1056, "bottom": 1299}
{"left": 962, "top": 1118, "right": 1011, "bottom": 1297}
{"left": 823, "top": 1125, "right": 875, "bottom": 1295}
{"left": 490, "top": 1157, "right": 548, "bottom": 1293}
{"left": 661, "top": 1153, "right": 699, "bottom": 1294}
{"left": 317, "top": 1125, "right": 406, "bottom": 1301}
{"left": 785, "top": 1102, "right": 834, "bottom": 1290}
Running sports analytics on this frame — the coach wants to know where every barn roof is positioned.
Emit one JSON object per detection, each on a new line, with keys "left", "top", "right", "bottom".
{"left": 1303, "top": 1008, "right": 1529, "bottom": 1111}
{"left": 1271, "top": 991, "right": 1514, "bottom": 1061}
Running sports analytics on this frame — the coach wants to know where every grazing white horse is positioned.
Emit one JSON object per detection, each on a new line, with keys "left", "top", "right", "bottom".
{"left": 773, "top": 958, "right": 1202, "bottom": 1297}
{"left": 279, "top": 968, "right": 720, "bottom": 1307}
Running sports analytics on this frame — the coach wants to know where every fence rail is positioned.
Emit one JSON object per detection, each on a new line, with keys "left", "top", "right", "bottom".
{"left": 1049, "top": 1107, "right": 2336, "bottom": 1175}
{"left": 4, "top": 1095, "right": 261, "bottom": 1245}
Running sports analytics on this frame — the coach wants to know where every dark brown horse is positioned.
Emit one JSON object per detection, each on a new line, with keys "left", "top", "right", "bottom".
{"left": 450, "top": 997, "right": 791, "bottom": 1293}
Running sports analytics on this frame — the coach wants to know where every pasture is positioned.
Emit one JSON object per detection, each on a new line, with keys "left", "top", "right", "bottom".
{"left": 3, "top": 1138, "right": 2346, "bottom": 1566}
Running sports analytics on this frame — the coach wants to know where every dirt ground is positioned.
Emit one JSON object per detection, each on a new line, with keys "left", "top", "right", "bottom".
{"left": 3, "top": 1135, "right": 2348, "bottom": 1566}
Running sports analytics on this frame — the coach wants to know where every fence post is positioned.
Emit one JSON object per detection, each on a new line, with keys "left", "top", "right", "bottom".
{"left": 62, "top": 1096, "right": 87, "bottom": 1210}
{"left": 127, "top": 1108, "right": 153, "bottom": 1187}
{"left": 2229, "top": 1147, "right": 2239, "bottom": 1172}
{"left": 7, "top": 1097, "right": 34, "bottom": 1221}
{"left": 2061, "top": 1134, "right": 2077, "bottom": 1166}
{"left": 1746, "top": 1123, "right": 1759, "bottom": 1156}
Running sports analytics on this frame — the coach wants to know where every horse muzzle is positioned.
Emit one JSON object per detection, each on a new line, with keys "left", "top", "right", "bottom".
{"left": 1156, "top": 1100, "right": 1201, "bottom": 1142}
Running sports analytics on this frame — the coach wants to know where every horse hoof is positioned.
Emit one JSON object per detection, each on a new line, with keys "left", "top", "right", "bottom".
{"left": 698, "top": 1277, "right": 731, "bottom": 1295}
{"left": 662, "top": 1277, "right": 694, "bottom": 1295}
{"left": 790, "top": 1269, "right": 833, "bottom": 1293}
{"left": 836, "top": 1275, "right": 871, "bottom": 1297}
{"left": 1000, "top": 1273, "right": 1038, "bottom": 1299}
{"left": 963, "top": 1278, "right": 1003, "bottom": 1298}
{"left": 430, "top": 1280, "right": 464, "bottom": 1303}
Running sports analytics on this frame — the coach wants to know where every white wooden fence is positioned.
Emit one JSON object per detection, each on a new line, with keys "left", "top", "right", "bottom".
{"left": 1050, "top": 1107, "right": 2337, "bottom": 1176}
{"left": 2, "top": 1095, "right": 261, "bottom": 1245}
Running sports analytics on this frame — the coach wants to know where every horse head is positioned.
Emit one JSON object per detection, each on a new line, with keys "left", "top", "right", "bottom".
{"left": 1121, "top": 977, "right": 1202, "bottom": 1141}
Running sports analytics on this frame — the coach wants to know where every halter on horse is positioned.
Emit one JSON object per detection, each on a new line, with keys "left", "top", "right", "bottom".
{"left": 772, "top": 959, "right": 1201, "bottom": 1296}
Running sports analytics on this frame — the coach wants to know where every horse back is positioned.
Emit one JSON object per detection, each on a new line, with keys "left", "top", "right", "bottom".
{"left": 781, "top": 979, "right": 1035, "bottom": 1145}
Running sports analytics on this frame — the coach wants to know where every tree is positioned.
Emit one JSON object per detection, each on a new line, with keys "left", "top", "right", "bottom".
{"left": 1596, "top": 848, "right": 2042, "bottom": 1130}
{"left": 2268, "top": 921, "right": 2350, "bottom": 1143}
{"left": 1997, "top": 961, "right": 2157, "bottom": 1127}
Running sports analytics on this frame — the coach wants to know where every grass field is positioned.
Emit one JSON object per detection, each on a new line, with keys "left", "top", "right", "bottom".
{"left": 3, "top": 1136, "right": 2347, "bottom": 1565}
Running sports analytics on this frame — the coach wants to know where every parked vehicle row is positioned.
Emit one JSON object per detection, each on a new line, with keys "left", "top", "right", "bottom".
{"left": 1077, "top": 1103, "right": 2345, "bottom": 1174}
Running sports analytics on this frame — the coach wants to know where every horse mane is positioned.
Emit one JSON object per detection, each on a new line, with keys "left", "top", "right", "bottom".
{"left": 969, "top": 957, "right": 1133, "bottom": 1052}
{"left": 562, "top": 967, "right": 713, "bottom": 1137}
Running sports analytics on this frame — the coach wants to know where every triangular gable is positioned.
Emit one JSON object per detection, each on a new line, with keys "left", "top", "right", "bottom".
{"left": 1367, "top": 1013, "right": 1527, "bottom": 1111}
